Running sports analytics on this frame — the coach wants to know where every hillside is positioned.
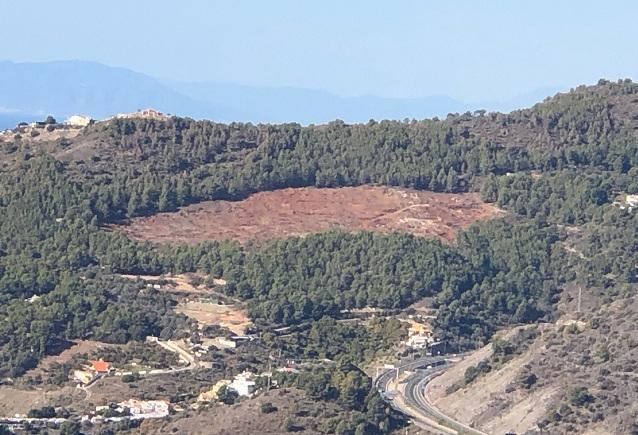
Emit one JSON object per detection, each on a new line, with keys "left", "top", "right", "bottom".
{"left": 3, "top": 79, "right": 637, "bottom": 201}
{"left": 0, "top": 80, "right": 636, "bottom": 434}
{"left": 426, "top": 285, "right": 638, "bottom": 435}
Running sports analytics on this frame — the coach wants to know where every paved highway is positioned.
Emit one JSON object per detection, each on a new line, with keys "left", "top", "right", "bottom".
{"left": 375, "top": 356, "right": 489, "bottom": 435}
{"left": 374, "top": 355, "right": 446, "bottom": 391}
{"left": 404, "top": 368, "right": 488, "bottom": 435}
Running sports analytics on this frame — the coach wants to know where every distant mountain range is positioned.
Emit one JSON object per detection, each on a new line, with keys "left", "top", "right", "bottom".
{"left": 0, "top": 60, "right": 561, "bottom": 129}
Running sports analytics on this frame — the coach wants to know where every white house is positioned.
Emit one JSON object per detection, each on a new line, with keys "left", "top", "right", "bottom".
{"left": 118, "top": 399, "right": 169, "bottom": 418}
{"left": 229, "top": 371, "right": 256, "bottom": 396}
{"left": 407, "top": 335, "right": 430, "bottom": 349}
{"left": 65, "top": 115, "right": 93, "bottom": 127}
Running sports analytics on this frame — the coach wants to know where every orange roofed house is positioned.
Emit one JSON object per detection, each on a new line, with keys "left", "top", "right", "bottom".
{"left": 73, "top": 360, "right": 111, "bottom": 385}
{"left": 90, "top": 360, "right": 111, "bottom": 374}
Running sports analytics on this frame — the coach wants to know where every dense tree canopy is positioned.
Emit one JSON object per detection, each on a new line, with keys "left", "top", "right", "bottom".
{"left": 0, "top": 80, "right": 637, "bottom": 377}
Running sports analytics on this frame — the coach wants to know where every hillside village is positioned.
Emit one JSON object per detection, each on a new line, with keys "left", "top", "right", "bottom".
{"left": 0, "top": 108, "right": 168, "bottom": 141}
{"left": 1, "top": 323, "right": 438, "bottom": 432}
{"left": 0, "top": 270, "right": 439, "bottom": 433}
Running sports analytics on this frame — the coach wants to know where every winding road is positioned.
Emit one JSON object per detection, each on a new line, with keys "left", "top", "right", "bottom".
{"left": 375, "top": 356, "right": 489, "bottom": 435}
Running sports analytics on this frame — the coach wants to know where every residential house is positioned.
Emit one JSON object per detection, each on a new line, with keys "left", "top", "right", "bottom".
{"left": 118, "top": 399, "right": 169, "bottom": 418}
{"left": 406, "top": 334, "right": 429, "bottom": 349}
{"left": 65, "top": 115, "right": 93, "bottom": 127}
{"left": 406, "top": 320, "right": 435, "bottom": 349}
{"left": 90, "top": 360, "right": 111, "bottom": 375}
{"left": 229, "top": 371, "right": 257, "bottom": 396}
{"left": 73, "top": 360, "right": 111, "bottom": 385}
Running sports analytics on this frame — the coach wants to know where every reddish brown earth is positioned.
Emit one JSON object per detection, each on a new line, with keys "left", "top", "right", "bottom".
{"left": 113, "top": 186, "right": 503, "bottom": 244}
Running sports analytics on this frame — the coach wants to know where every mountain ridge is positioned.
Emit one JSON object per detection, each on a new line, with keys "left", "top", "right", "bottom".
{"left": 0, "top": 60, "right": 561, "bottom": 128}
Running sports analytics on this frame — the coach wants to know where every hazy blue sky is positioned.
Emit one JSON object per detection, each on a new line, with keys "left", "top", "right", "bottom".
{"left": 1, "top": 0, "right": 636, "bottom": 100}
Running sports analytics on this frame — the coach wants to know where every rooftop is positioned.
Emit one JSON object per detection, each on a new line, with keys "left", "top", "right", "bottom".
{"left": 90, "top": 360, "right": 110, "bottom": 373}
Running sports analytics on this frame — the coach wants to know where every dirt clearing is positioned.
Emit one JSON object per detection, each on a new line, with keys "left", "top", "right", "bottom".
{"left": 117, "top": 273, "right": 250, "bottom": 334}
{"left": 176, "top": 301, "right": 252, "bottom": 335}
{"left": 119, "top": 273, "right": 210, "bottom": 293}
{"left": 113, "top": 186, "right": 503, "bottom": 244}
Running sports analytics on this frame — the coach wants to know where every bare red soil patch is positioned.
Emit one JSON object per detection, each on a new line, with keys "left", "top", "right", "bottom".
{"left": 113, "top": 186, "right": 503, "bottom": 244}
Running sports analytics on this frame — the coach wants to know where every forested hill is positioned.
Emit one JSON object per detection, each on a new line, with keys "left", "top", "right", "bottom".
{"left": 2, "top": 79, "right": 636, "bottom": 223}
{"left": 0, "top": 78, "right": 636, "bottom": 402}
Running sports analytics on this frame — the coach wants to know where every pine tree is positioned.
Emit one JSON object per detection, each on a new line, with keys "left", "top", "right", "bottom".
{"left": 176, "top": 177, "right": 192, "bottom": 206}
{"left": 446, "top": 168, "right": 459, "bottom": 192}
{"left": 158, "top": 181, "right": 177, "bottom": 212}
{"left": 480, "top": 174, "right": 499, "bottom": 202}
{"left": 127, "top": 191, "right": 140, "bottom": 217}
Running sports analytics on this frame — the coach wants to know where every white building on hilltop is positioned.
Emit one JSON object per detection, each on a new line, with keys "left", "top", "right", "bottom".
{"left": 229, "top": 371, "right": 256, "bottom": 396}
{"left": 65, "top": 115, "right": 93, "bottom": 127}
{"left": 114, "top": 108, "right": 168, "bottom": 121}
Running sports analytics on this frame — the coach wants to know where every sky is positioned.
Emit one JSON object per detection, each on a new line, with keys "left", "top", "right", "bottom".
{"left": 1, "top": 0, "right": 637, "bottom": 101}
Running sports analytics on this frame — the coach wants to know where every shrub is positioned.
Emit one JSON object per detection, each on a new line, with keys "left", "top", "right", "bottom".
{"left": 492, "top": 338, "right": 515, "bottom": 362}
{"left": 547, "top": 410, "right": 562, "bottom": 423}
{"left": 284, "top": 417, "right": 296, "bottom": 432}
{"left": 517, "top": 371, "right": 538, "bottom": 389}
{"left": 27, "top": 405, "right": 56, "bottom": 418}
{"left": 464, "top": 360, "right": 491, "bottom": 385}
{"left": 121, "top": 373, "right": 139, "bottom": 383}
{"left": 566, "top": 323, "right": 580, "bottom": 334}
{"left": 60, "top": 421, "right": 81, "bottom": 435}
{"left": 261, "top": 402, "right": 278, "bottom": 414}
{"left": 568, "top": 387, "right": 594, "bottom": 406}
{"left": 217, "top": 385, "right": 238, "bottom": 405}
{"left": 464, "top": 366, "right": 481, "bottom": 384}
